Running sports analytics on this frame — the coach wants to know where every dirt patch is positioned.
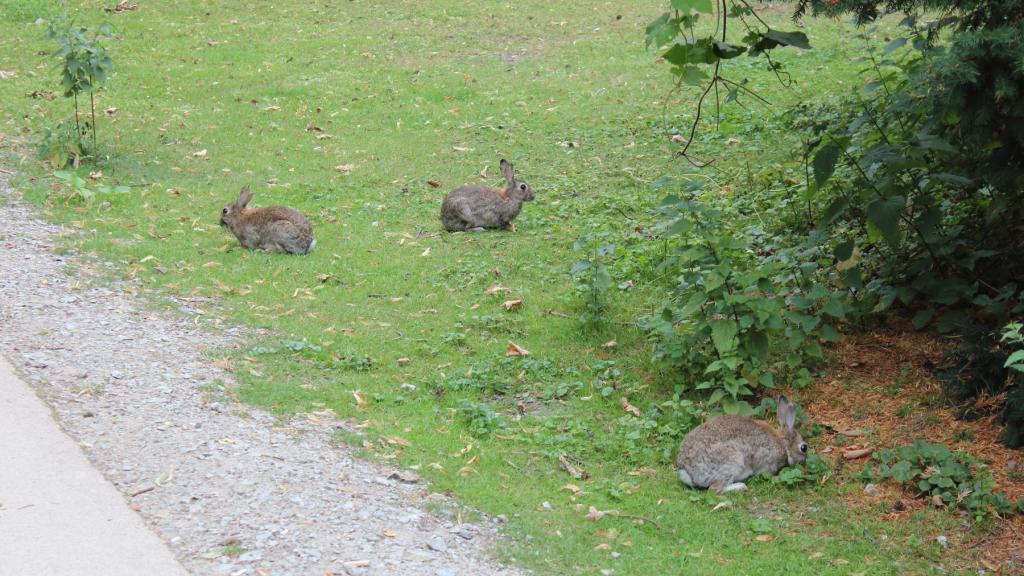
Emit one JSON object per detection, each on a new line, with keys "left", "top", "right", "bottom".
{"left": 802, "top": 329, "right": 1024, "bottom": 571}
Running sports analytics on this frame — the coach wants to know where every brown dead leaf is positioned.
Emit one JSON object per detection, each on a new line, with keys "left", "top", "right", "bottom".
{"left": 585, "top": 506, "right": 609, "bottom": 522}
{"left": 0, "top": 70, "right": 19, "bottom": 80}
{"left": 724, "top": 137, "right": 741, "bottom": 146}
{"left": 381, "top": 529, "right": 396, "bottom": 538}
{"left": 561, "top": 484, "right": 581, "bottom": 494}
{"left": 596, "top": 528, "right": 619, "bottom": 540}
{"left": 191, "top": 149, "right": 208, "bottom": 158}
{"left": 602, "top": 336, "right": 617, "bottom": 348}
{"left": 352, "top": 390, "right": 367, "bottom": 410}
{"left": 842, "top": 445, "right": 874, "bottom": 460}
{"left": 316, "top": 134, "right": 333, "bottom": 140}
{"left": 397, "top": 357, "right": 410, "bottom": 365}
{"left": 502, "top": 299, "right": 523, "bottom": 311}
{"left": 452, "top": 146, "right": 471, "bottom": 152}
{"left": 427, "top": 180, "right": 442, "bottom": 188}
{"left": 420, "top": 247, "right": 431, "bottom": 257}
{"left": 211, "top": 357, "right": 234, "bottom": 372}
{"left": 619, "top": 397, "right": 641, "bottom": 417}
{"left": 334, "top": 164, "right": 355, "bottom": 174}
{"left": 711, "top": 501, "right": 733, "bottom": 512}
{"left": 485, "top": 283, "right": 511, "bottom": 295}
{"left": 558, "top": 454, "right": 589, "bottom": 480}
{"left": 754, "top": 534, "right": 772, "bottom": 542}
{"left": 593, "top": 543, "right": 613, "bottom": 551}
{"left": 383, "top": 435, "right": 411, "bottom": 447}
{"left": 506, "top": 341, "right": 530, "bottom": 357}
{"left": 671, "top": 134, "right": 685, "bottom": 144}
{"left": 88, "top": 171, "right": 103, "bottom": 180}
{"left": 479, "top": 165, "right": 489, "bottom": 179}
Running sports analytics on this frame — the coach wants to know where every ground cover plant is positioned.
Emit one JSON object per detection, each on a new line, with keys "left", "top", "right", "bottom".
{"left": 0, "top": 0, "right": 1020, "bottom": 573}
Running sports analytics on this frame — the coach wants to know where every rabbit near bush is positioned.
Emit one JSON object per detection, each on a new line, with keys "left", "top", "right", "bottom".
{"left": 675, "top": 396, "right": 809, "bottom": 493}
{"left": 219, "top": 186, "right": 315, "bottom": 254}
{"left": 440, "top": 159, "right": 534, "bottom": 232}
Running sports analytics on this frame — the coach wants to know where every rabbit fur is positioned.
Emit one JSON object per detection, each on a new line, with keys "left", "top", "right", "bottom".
{"left": 219, "top": 186, "right": 315, "bottom": 254}
{"left": 440, "top": 159, "right": 534, "bottom": 232}
{"left": 675, "top": 396, "right": 808, "bottom": 493}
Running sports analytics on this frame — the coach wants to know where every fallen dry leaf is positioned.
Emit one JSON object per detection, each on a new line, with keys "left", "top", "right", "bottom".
{"left": 381, "top": 529, "right": 396, "bottom": 538}
{"left": 724, "top": 137, "right": 741, "bottom": 145}
{"left": 585, "top": 506, "right": 609, "bottom": 522}
{"left": 558, "top": 454, "right": 589, "bottom": 480}
{"left": 671, "top": 134, "right": 685, "bottom": 144}
{"left": 452, "top": 146, "right": 471, "bottom": 152}
{"left": 0, "top": 70, "right": 18, "bottom": 80}
{"left": 383, "top": 435, "right": 411, "bottom": 447}
{"left": 619, "top": 397, "right": 641, "bottom": 417}
{"left": 88, "top": 171, "right": 103, "bottom": 180}
{"left": 755, "top": 534, "right": 772, "bottom": 542}
{"left": 485, "top": 283, "right": 511, "bottom": 295}
{"left": 842, "top": 445, "right": 874, "bottom": 460}
{"left": 420, "top": 247, "right": 430, "bottom": 257}
{"left": 334, "top": 164, "right": 355, "bottom": 174}
{"left": 479, "top": 165, "right": 489, "bottom": 178}
{"left": 105, "top": 107, "right": 118, "bottom": 116}
{"left": 506, "top": 341, "right": 530, "bottom": 357}
{"left": 502, "top": 299, "right": 523, "bottom": 311}
{"left": 602, "top": 336, "right": 617, "bottom": 348}
{"left": 711, "top": 501, "right": 733, "bottom": 512}
{"left": 191, "top": 149, "right": 208, "bottom": 158}
{"left": 352, "top": 390, "right": 367, "bottom": 410}
{"left": 593, "top": 543, "right": 613, "bottom": 551}
{"left": 561, "top": 483, "right": 581, "bottom": 494}
{"left": 427, "top": 180, "right": 442, "bottom": 188}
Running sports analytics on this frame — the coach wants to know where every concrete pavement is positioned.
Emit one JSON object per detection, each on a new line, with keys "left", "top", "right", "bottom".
{"left": 0, "top": 355, "right": 189, "bottom": 576}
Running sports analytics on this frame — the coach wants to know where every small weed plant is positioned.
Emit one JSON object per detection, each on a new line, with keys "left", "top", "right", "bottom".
{"left": 44, "top": 14, "right": 114, "bottom": 166}
{"left": 858, "top": 440, "right": 1023, "bottom": 520}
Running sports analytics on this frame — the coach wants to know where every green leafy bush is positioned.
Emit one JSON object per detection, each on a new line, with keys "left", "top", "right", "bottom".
{"left": 858, "top": 440, "right": 1022, "bottom": 520}
{"left": 642, "top": 181, "right": 843, "bottom": 409}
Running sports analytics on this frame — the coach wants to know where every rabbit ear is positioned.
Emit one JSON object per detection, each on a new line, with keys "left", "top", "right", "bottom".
{"left": 499, "top": 159, "right": 514, "bottom": 186}
{"left": 237, "top": 186, "right": 253, "bottom": 208}
{"left": 777, "top": 396, "right": 796, "bottom": 431}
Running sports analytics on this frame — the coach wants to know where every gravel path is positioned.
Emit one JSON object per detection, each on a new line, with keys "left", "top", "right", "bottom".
{"left": 0, "top": 175, "right": 525, "bottom": 576}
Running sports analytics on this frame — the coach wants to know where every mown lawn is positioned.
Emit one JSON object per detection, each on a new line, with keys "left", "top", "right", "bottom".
{"left": 0, "top": 1, "right": 981, "bottom": 574}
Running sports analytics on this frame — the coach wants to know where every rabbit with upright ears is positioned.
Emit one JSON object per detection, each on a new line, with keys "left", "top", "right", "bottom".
{"left": 675, "top": 396, "right": 808, "bottom": 493}
{"left": 440, "top": 159, "right": 534, "bottom": 232}
{"left": 219, "top": 186, "right": 315, "bottom": 254}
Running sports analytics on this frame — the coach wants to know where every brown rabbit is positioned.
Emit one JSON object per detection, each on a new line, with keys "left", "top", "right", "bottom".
{"left": 675, "top": 396, "right": 808, "bottom": 493}
{"left": 440, "top": 159, "right": 534, "bottom": 232}
{"left": 219, "top": 186, "right": 315, "bottom": 254}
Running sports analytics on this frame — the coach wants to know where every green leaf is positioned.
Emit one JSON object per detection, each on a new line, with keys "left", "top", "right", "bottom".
{"left": 912, "top": 308, "right": 935, "bottom": 330}
{"left": 1003, "top": 350, "right": 1024, "bottom": 369}
{"left": 663, "top": 38, "right": 718, "bottom": 66}
{"left": 821, "top": 298, "right": 845, "bottom": 319}
{"left": 744, "top": 330, "right": 769, "bottom": 360}
{"left": 813, "top": 142, "right": 840, "bottom": 188}
{"left": 592, "top": 265, "right": 612, "bottom": 291}
{"left": 671, "top": 0, "right": 713, "bottom": 13}
{"left": 866, "top": 195, "right": 905, "bottom": 246}
{"left": 833, "top": 239, "right": 854, "bottom": 262}
{"left": 645, "top": 13, "right": 678, "bottom": 49}
{"left": 819, "top": 198, "right": 848, "bottom": 228}
{"left": 763, "top": 29, "right": 811, "bottom": 50}
{"left": 673, "top": 65, "right": 708, "bottom": 86}
{"left": 819, "top": 324, "right": 840, "bottom": 341}
{"left": 709, "top": 319, "right": 737, "bottom": 354}
{"left": 712, "top": 40, "right": 746, "bottom": 59}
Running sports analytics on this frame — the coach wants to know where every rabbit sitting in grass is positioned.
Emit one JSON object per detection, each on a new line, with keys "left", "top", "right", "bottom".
{"left": 219, "top": 186, "right": 315, "bottom": 254}
{"left": 440, "top": 159, "right": 534, "bottom": 232}
{"left": 675, "top": 396, "right": 808, "bottom": 493}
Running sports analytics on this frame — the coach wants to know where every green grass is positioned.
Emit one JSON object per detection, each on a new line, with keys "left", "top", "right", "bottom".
{"left": 0, "top": 1, "right": 986, "bottom": 574}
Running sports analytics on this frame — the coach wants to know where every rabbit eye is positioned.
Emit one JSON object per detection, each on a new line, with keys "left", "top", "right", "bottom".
{"left": 799, "top": 443, "right": 808, "bottom": 453}
{"left": 520, "top": 184, "right": 527, "bottom": 190}
{"left": 222, "top": 208, "right": 228, "bottom": 214}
